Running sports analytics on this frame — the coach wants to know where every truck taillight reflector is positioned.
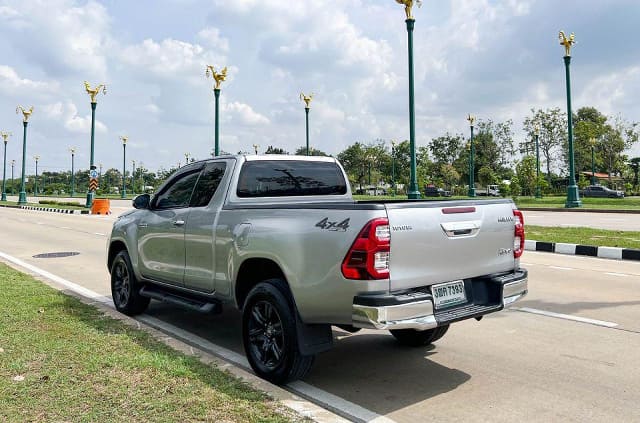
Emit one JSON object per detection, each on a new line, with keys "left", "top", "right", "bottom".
{"left": 442, "top": 207, "right": 476, "bottom": 214}
{"left": 513, "top": 209, "right": 525, "bottom": 258}
{"left": 342, "top": 218, "right": 390, "bottom": 280}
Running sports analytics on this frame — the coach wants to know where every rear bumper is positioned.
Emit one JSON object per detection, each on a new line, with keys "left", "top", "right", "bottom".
{"left": 352, "top": 269, "right": 528, "bottom": 330}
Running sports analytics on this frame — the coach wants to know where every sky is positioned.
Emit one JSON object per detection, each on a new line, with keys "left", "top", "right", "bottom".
{"left": 1, "top": 0, "right": 639, "bottom": 175}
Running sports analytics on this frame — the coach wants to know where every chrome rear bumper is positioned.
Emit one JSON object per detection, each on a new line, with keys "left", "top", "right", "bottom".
{"left": 352, "top": 269, "right": 528, "bottom": 330}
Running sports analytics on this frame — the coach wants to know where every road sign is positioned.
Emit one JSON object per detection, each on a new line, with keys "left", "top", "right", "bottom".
{"left": 89, "top": 169, "right": 98, "bottom": 179}
{"left": 89, "top": 178, "right": 98, "bottom": 192}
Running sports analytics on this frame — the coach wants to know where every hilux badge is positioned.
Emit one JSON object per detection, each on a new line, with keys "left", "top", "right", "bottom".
{"left": 498, "top": 216, "right": 514, "bottom": 223}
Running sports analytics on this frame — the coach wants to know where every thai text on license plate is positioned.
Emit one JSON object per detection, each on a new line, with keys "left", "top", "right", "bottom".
{"left": 431, "top": 280, "right": 466, "bottom": 309}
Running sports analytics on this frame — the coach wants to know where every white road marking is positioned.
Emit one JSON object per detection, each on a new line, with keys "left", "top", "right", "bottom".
{"left": 94, "top": 232, "right": 106, "bottom": 236}
{"left": 0, "top": 250, "right": 384, "bottom": 423}
{"left": 512, "top": 307, "right": 618, "bottom": 328}
{"left": 604, "top": 272, "right": 629, "bottom": 277}
{"left": 60, "top": 226, "right": 71, "bottom": 229}
{"left": 549, "top": 266, "right": 573, "bottom": 271}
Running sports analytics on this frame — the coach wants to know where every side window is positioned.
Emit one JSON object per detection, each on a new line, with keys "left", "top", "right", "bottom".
{"left": 153, "top": 170, "right": 201, "bottom": 210}
{"left": 190, "top": 162, "right": 227, "bottom": 207}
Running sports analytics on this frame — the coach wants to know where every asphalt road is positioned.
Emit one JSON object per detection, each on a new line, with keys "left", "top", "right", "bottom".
{"left": 1, "top": 207, "right": 639, "bottom": 422}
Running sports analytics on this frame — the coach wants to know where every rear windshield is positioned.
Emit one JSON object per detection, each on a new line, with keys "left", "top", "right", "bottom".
{"left": 237, "top": 160, "right": 347, "bottom": 197}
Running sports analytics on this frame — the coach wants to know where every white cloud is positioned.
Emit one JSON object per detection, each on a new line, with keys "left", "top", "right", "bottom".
{"left": 224, "top": 102, "right": 270, "bottom": 126}
{"left": 198, "top": 27, "right": 229, "bottom": 52}
{"left": 43, "top": 101, "right": 107, "bottom": 134}
{"left": 0, "top": 65, "right": 59, "bottom": 94}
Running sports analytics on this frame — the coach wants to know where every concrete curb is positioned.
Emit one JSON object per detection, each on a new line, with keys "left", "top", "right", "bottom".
{"left": 525, "top": 239, "right": 640, "bottom": 262}
{"left": 17, "top": 205, "right": 90, "bottom": 214}
{"left": 519, "top": 207, "right": 640, "bottom": 214}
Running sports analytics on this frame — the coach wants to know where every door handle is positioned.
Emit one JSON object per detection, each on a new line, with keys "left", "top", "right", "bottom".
{"left": 138, "top": 223, "right": 148, "bottom": 228}
{"left": 172, "top": 220, "right": 185, "bottom": 226}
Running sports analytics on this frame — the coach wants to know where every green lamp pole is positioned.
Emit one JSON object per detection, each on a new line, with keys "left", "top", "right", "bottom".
{"left": 1, "top": 131, "right": 11, "bottom": 201}
{"left": 253, "top": 144, "right": 259, "bottom": 155}
{"left": 69, "top": 148, "right": 76, "bottom": 197}
{"left": 131, "top": 160, "right": 136, "bottom": 196}
{"left": 535, "top": 125, "right": 542, "bottom": 198}
{"left": 11, "top": 160, "right": 15, "bottom": 194}
{"left": 391, "top": 140, "right": 396, "bottom": 196}
{"left": 206, "top": 65, "right": 228, "bottom": 156}
{"left": 119, "top": 136, "right": 127, "bottom": 198}
{"left": 300, "top": 93, "right": 313, "bottom": 155}
{"left": 589, "top": 137, "right": 597, "bottom": 185}
{"left": 83, "top": 81, "right": 106, "bottom": 208}
{"left": 397, "top": 1, "right": 422, "bottom": 198}
{"left": 16, "top": 106, "right": 33, "bottom": 205}
{"left": 559, "top": 31, "right": 582, "bottom": 208}
{"left": 33, "top": 155, "right": 40, "bottom": 195}
{"left": 467, "top": 114, "right": 476, "bottom": 197}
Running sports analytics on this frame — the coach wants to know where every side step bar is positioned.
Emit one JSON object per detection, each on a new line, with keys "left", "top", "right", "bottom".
{"left": 139, "top": 285, "right": 222, "bottom": 314}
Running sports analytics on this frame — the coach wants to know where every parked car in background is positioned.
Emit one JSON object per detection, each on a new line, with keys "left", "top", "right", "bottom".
{"left": 423, "top": 185, "right": 451, "bottom": 197}
{"left": 581, "top": 185, "right": 624, "bottom": 198}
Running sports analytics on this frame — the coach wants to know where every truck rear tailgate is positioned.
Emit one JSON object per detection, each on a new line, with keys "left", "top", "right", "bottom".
{"left": 386, "top": 200, "right": 518, "bottom": 292}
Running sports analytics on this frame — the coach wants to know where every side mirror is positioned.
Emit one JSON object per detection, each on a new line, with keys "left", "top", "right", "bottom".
{"left": 133, "top": 194, "right": 151, "bottom": 209}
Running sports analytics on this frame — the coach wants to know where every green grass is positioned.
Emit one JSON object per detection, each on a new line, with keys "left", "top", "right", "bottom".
{"left": 516, "top": 196, "right": 640, "bottom": 210}
{"left": 527, "top": 225, "right": 640, "bottom": 249}
{"left": 0, "top": 264, "right": 299, "bottom": 422}
{"left": 0, "top": 200, "right": 85, "bottom": 210}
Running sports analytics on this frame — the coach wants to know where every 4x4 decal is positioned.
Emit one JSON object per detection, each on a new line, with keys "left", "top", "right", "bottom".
{"left": 315, "top": 217, "right": 350, "bottom": 232}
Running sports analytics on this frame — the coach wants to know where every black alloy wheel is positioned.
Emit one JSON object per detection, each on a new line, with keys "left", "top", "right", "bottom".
{"left": 247, "top": 300, "right": 285, "bottom": 370}
{"left": 110, "top": 250, "right": 149, "bottom": 315}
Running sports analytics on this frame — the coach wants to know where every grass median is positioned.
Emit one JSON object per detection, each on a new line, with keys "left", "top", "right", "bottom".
{"left": 527, "top": 225, "right": 640, "bottom": 249}
{"left": 0, "top": 264, "right": 299, "bottom": 422}
{"left": 516, "top": 196, "right": 640, "bottom": 210}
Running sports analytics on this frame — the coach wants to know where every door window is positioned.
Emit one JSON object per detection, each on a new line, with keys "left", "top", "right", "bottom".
{"left": 153, "top": 169, "right": 201, "bottom": 209}
{"left": 190, "top": 162, "right": 227, "bottom": 207}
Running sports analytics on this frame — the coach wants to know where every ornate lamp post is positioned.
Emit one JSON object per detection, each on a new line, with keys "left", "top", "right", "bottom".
{"left": 535, "top": 125, "right": 542, "bottom": 199}
{"left": 184, "top": 152, "right": 190, "bottom": 164}
{"left": 131, "top": 159, "right": 136, "bottom": 195}
{"left": 119, "top": 136, "right": 127, "bottom": 199}
{"left": 396, "top": 0, "right": 422, "bottom": 199}
{"left": 589, "top": 137, "right": 597, "bottom": 185}
{"left": 1, "top": 131, "right": 11, "bottom": 201}
{"left": 467, "top": 114, "right": 476, "bottom": 197}
{"left": 205, "top": 65, "right": 227, "bottom": 156}
{"left": 11, "top": 159, "right": 15, "bottom": 194}
{"left": 83, "top": 81, "right": 107, "bottom": 208}
{"left": 559, "top": 31, "right": 582, "bottom": 208}
{"left": 253, "top": 144, "right": 259, "bottom": 155}
{"left": 69, "top": 148, "right": 76, "bottom": 197}
{"left": 391, "top": 139, "right": 397, "bottom": 196}
{"left": 300, "top": 93, "right": 313, "bottom": 155}
{"left": 33, "top": 155, "right": 40, "bottom": 195}
{"left": 16, "top": 105, "right": 33, "bottom": 205}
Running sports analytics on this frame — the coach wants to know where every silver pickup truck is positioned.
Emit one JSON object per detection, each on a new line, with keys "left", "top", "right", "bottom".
{"left": 107, "top": 155, "right": 527, "bottom": 384}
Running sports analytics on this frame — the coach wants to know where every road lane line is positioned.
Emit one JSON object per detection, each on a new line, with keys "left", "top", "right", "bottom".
{"left": 604, "top": 272, "right": 629, "bottom": 277}
{"left": 0, "top": 250, "right": 384, "bottom": 423}
{"left": 94, "top": 232, "right": 106, "bottom": 236}
{"left": 549, "top": 266, "right": 573, "bottom": 271}
{"left": 511, "top": 307, "right": 618, "bottom": 328}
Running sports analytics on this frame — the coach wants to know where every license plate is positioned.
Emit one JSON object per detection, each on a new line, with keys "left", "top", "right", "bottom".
{"left": 431, "top": 280, "right": 466, "bottom": 309}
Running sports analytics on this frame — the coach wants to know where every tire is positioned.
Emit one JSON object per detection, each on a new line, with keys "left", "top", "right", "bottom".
{"left": 242, "top": 279, "right": 314, "bottom": 384}
{"left": 390, "top": 325, "right": 450, "bottom": 347}
{"left": 110, "top": 250, "right": 150, "bottom": 316}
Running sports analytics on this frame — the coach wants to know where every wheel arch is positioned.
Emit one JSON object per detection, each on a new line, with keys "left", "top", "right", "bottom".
{"left": 235, "top": 257, "right": 288, "bottom": 310}
{"left": 107, "top": 240, "right": 128, "bottom": 272}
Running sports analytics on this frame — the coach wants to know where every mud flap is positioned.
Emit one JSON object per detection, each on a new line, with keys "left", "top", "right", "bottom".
{"left": 295, "top": 314, "right": 333, "bottom": 356}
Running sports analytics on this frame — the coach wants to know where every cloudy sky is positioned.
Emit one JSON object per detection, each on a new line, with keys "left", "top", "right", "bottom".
{"left": 1, "top": 0, "right": 639, "bottom": 175}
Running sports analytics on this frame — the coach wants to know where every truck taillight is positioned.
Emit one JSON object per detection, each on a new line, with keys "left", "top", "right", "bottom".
{"left": 342, "top": 218, "right": 390, "bottom": 280}
{"left": 513, "top": 209, "right": 525, "bottom": 258}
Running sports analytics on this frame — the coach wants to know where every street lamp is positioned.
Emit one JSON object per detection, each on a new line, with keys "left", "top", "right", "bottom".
{"left": 131, "top": 159, "right": 136, "bottom": 196}
{"left": 396, "top": 0, "right": 422, "bottom": 199}
{"left": 69, "top": 148, "right": 76, "bottom": 197}
{"left": 205, "top": 65, "right": 227, "bottom": 156}
{"left": 16, "top": 105, "right": 33, "bottom": 205}
{"left": 589, "top": 137, "right": 597, "bottom": 185}
{"left": 184, "top": 152, "right": 190, "bottom": 164}
{"left": 33, "top": 155, "right": 40, "bottom": 195}
{"left": 1, "top": 131, "right": 11, "bottom": 201}
{"left": 83, "top": 81, "right": 107, "bottom": 208}
{"left": 391, "top": 139, "right": 397, "bottom": 197}
{"left": 11, "top": 159, "right": 15, "bottom": 194}
{"left": 300, "top": 93, "right": 313, "bottom": 156}
{"left": 119, "top": 136, "right": 127, "bottom": 199}
{"left": 559, "top": 31, "right": 582, "bottom": 208}
{"left": 253, "top": 144, "right": 259, "bottom": 155}
{"left": 467, "top": 114, "right": 476, "bottom": 197}
{"left": 535, "top": 125, "right": 542, "bottom": 198}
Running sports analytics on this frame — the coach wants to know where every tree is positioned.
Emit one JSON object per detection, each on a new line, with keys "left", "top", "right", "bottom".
{"left": 522, "top": 108, "right": 567, "bottom": 184}
{"left": 294, "top": 146, "right": 329, "bottom": 156}
{"left": 429, "top": 133, "right": 464, "bottom": 166}
{"left": 440, "top": 164, "right": 459, "bottom": 190}
{"left": 265, "top": 146, "right": 289, "bottom": 154}
{"left": 572, "top": 107, "right": 608, "bottom": 178}
{"left": 515, "top": 156, "right": 537, "bottom": 196}
{"left": 477, "top": 119, "right": 515, "bottom": 169}
{"left": 478, "top": 166, "right": 498, "bottom": 189}
{"left": 600, "top": 115, "right": 639, "bottom": 184}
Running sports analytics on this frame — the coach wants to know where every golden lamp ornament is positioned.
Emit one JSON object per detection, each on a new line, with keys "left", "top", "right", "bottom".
{"left": 559, "top": 31, "right": 575, "bottom": 57}
{"left": 300, "top": 92, "right": 314, "bottom": 109}
{"left": 395, "top": 0, "right": 422, "bottom": 20}
{"left": 84, "top": 81, "right": 107, "bottom": 103}
{"left": 205, "top": 65, "right": 228, "bottom": 89}
{"left": 16, "top": 105, "right": 34, "bottom": 122}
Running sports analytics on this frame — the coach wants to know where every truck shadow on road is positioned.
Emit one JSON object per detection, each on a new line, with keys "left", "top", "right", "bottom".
{"left": 143, "top": 302, "right": 471, "bottom": 415}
